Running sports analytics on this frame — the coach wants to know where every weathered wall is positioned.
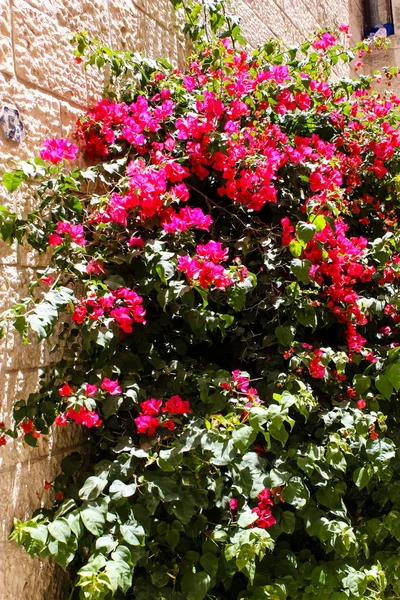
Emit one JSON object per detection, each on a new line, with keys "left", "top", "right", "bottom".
{"left": 0, "top": 0, "right": 359, "bottom": 598}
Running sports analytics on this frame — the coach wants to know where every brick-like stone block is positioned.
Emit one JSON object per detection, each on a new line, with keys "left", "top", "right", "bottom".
{"left": 12, "top": 0, "right": 87, "bottom": 105}
{"left": 0, "top": 72, "right": 61, "bottom": 164}
{"left": 23, "top": 0, "right": 111, "bottom": 44}
{"left": 0, "top": 0, "right": 13, "bottom": 76}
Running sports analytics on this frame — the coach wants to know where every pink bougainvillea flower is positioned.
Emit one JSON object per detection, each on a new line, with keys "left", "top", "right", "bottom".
{"left": 128, "top": 236, "right": 145, "bottom": 248}
{"left": 229, "top": 498, "right": 238, "bottom": 511}
{"left": 101, "top": 378, "right": 122, "bottom": 395}
{"left": 72, "top": 304, "right": 87, "bottom": 324}
{"left": 134, "top": 414, "right": 160, "bottom": 436}
{"left": 141, "top": 399, "right": 163, "bottom": 416}
{"left": 86, "top": 260, "right": 105, "bottom": 275}
{"left": 85, "top": 384, "right": 98, "bottom": 397}
{"left": 66, "top": 406, "right": 102, "bottom": 428}
{"left": 40, "top": 275, "right": 53, "bottom": 285}
{"left": 39, "top": 138, "right": 78, "bottom": 164}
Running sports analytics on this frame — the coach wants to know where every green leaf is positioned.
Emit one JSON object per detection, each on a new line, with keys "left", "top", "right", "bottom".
{"left": 281, "top": 478, "right": 309, "bottom": 509}
{"left": 342, "top": 571, "right": 367, "bottom": 596}
{"left": 79, "top": 476, "right": 107, "bottom": 501}
{"left": 311, "top": 214, "right": 327, "bottom": 232}
{"left": 200, "top": 552, "right": 218, "bottom": 578}
{"left": 109, "top": 480, "right": 137, "bottom": 500}
{"left": 48, "top": 518, "right": 71, "bottom": 544}
{"left": 80, "top": 506, "right": 106, "bottom": 536}
{"left": 296, "top": 221, "right": 316, "bottom": 244}
{"left": 289, "top": 240, "right": 302, "bottom": 258}
{"left": 385, "top": 361, "right": 400, "bottom": 391}
{"left": 166, "top": 528, "right": 180, "bottom": 550}
{"left": 120, "top": 523, "right": 145, "bottom": 546}
{"left": 104, "top": 274, "right": 126, "bottom": 290}
{"left": 297, "top": 308, "right": 317, "bottom": 330}
{"left": 375, "top": 374, "right": 393, "bottom": 399}
{"left": 353, "top": 374, "right": 371, "bottom": 395}
{"left": 237, "top": 507, "right": 259, "bottom": 528}
{"left": 181, "top": 572, "right": 211, "bottom": 600}
{"left": 291, "top": 259, "right": 311, "bottom": 284}
{"left": 3, "top": 171, "right": 24, "bottom": 192}
{"left": 275, "top": 324, "right": 296, "bottom": 346}
{"left": 280, "top": 511, "right": 295, "bottom": 534}
{"left": 366, "top": 437, "right": 396, "bottom": 464}
{"left": 105, "top": 559, "right": 133, "bottom": 594}
{"left": 232, "top": 425, "right": 257, "bottom": 453}
{"left": 353, "top": 464, "right": 373, "bottom": 489}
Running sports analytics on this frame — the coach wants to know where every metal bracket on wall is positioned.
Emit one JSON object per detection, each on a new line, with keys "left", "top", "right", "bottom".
{"left": 0, "top": 105, "right": 25, "bottom": 142}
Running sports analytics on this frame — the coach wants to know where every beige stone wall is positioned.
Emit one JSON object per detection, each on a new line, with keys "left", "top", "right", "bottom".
{"left": 0, "top": 1, "right": 358, "bottom": 598}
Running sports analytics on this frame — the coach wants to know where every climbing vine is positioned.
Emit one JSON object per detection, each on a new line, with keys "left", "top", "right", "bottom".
{"left": 1, "top": 2, "right": 400, "bottom": 598}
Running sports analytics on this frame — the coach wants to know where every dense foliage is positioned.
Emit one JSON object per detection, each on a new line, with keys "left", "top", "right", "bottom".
{"left": 2, "top": 4, "right": 400, "bottom": 598}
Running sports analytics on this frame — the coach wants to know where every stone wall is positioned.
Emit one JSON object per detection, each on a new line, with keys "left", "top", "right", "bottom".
{"left": 0, "top": 1, "right": 361, "bottom": 598}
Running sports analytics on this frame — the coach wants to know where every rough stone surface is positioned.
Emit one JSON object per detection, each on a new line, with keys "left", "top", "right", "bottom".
{"left": 0, "top": 0, "right": 373, "bottom": 599}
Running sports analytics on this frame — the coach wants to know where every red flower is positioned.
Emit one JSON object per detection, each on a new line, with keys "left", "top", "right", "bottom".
{"left": 40, "top": 275, "right": 53, "bottom": 285}
{"left": 129, "top": 236, "right": 145, "bottom": 248}
{"left": 72, "top": 305, "right": 87, "bottom": 324}
{"left": 55, "top": 413, "right": 68, "bottom": 427}
{"left": 49, "top": 233, "right": 63, "bottom": 246}
{"left": 134, "top": 415, "right": 160, "bottom": 436}
{"left": 85, "top": 384, "right": 98, "bottom": 397}
{"left": 55, "top": 491, "right": 64, "bottom": 502}
{"left": 163, "top": 419, "right": 175, "bottom": 431}
{"left": 0, "top": 436, "right": 7, "bottom": 446}
{"left": 229, "top": 498, "right": 238, "bottom": 511}
{"left": 44, "top": 481, "right": 52, "bottom": 490}
{"left": 20, "top": 419, "right": 33, "bottom": 434}
{"left": 59, "top": 383, "right": 73, "bottom": 397}
{"left": 141, "top": 399, "right": 162, "bottom": 416}
{"left": 309, "top": 356, "right": 325, "bottom": 379}
{"left": 162, "top": 395, "right": 192, "bottom": 415}
{"left": 357, "top": 399, "right": 366, "bottom": 410}
{"left": 101, "top": 378, "right": 122, "bottom": 395}
{"left": 86, "top": 260, "right": 105, "bottom": 275}
{"left": 40, "top": 138, "right": 78, "bottom": 164}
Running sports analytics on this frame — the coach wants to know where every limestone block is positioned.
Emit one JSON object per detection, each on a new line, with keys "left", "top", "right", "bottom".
{"left": 228, "top": 0, "right": 274, "bottom": 48}
{"left": 0, "top": 239, "right": 18, "bottom": 266}
{"left": 317, "top": 0, "right": 349, "bottom": 31}
{"left": 0, "top": 72, "right": 61, "bottom": 163}
{"left": 244, "top": 0, "right": 301, "bottom": 47}
{"left": 0, "top": 0, "right": 13, "bottom": 76}
{"left": 281, "top": 0, "right": 320, "bottom": 37}
{"left": 12, "top": 0, "right": 87, "bottom": 105}
{"left": 109, "top": 0, "right": 143, "bottom": 53}
{"left": 86, "top": 63, "right": 108, "bottom": 108}
{"left": 0, "top": 450, "right": 78, "bottom": 599}
{"left": 0, "top": 549, "right": 67, "bottom": 600}
{"left": 137, "top": 0, "right": 181, "bottom": 33}
{"left": 61, "top": 100, "right": 82, "bottom": 140}
{"left": 23, "top": 0, "right": 111, "bottom": 45}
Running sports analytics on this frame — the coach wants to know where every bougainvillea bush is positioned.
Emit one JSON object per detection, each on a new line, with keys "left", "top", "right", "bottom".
{"left": 2, "top": 4, "right": 400, "bottom": 598}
